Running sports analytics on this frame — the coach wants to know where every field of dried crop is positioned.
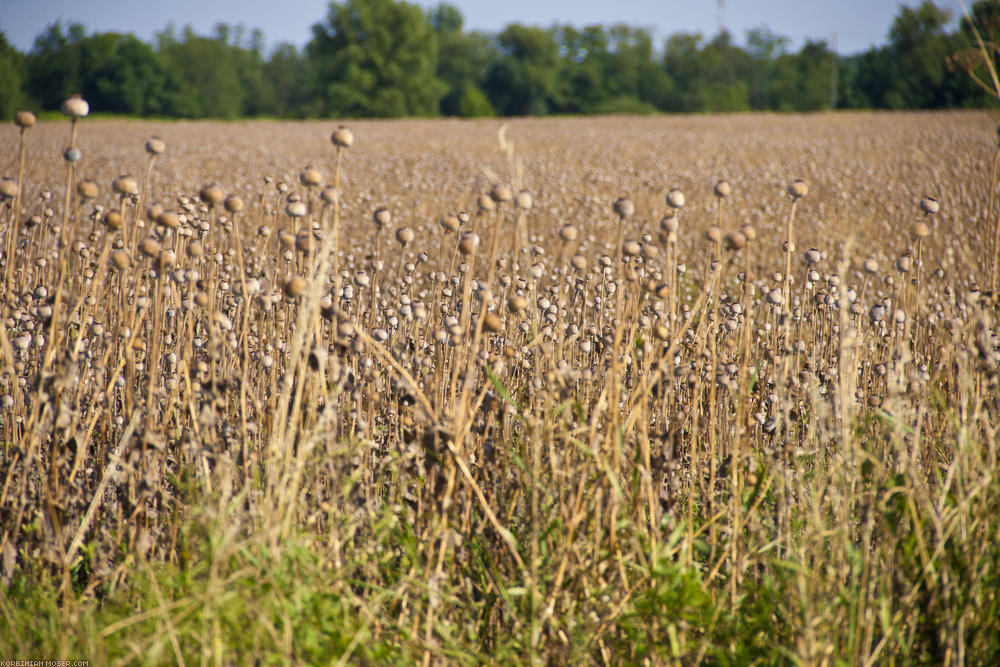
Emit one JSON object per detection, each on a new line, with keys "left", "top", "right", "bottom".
{"left": 1, "top": 111, "right": 999, "bottom": 664}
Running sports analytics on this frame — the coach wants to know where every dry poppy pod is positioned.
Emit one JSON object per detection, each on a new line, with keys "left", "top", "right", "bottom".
{"left": 284, "top": 275, "right": 308, "bottom": 298}
{"left": 139, "top": 237, "right": 162, "bottom": 258}
{"left": 739, "top": 223, "right": 756, "bottom": 241}
{"left": 439, "top": 213, "right": 460, "bottom": 233}
{"left": 863, "top": 258, "right": 878, "bottom": 274}
{"left": 104, "top": 209, "right": 123, "bottom": 231}
{"left": 713, "top": 180, "right": 731, "bottom": 198}
{"left": 895, "top": 255, "right": 912, "bottom": 273}
{"left": 490, "top": 183, "right": 513, "bottom": 204}
{"left": 158, "top": 248, "right": 176, "bottom": 271}
{"left": 331, "top": 125, "right": 354, "bottom": 148}
{"left": 919, "top": 197, "right": 939, "bottom": 215}
{"left": 515, "top": 190, "right": 532, "bottom": 209}
{"left": 60, "top": 95, "right": 89, "bottom": 117}
{"left": 642, "top": 243, "right": 659, "bottom": 259}
{"left": 0, "top": 178, "right": 17, "bottom": 200}
{"left": 665, "top": 188, "right": 685, "bottom": 209}
{"left": 766, "top": 288, "right": 783, "bottom": 306}
{"left": 613, "top": 197, "right": 634, "bottom": 220}
{"left": 146, "top": 202, "right": 164, "bottom": 222}
{"left": 110, "top": 249, "right": 130, "bottom": 270}
{"left": 911, "top": 221, "right": 930, "bottom": 239}
{"left": 477, "top": 194, "right": 496, "bottom": 213}
{"left": 570, "top": 253, "right": 588, "bottom": 271}
{"left": 278, "top": 229, "right": 295, "bottom": 248}
{"left": 295, "top": 233, "right": 312, "bottom": 252}
{"left": 558, "top": 224, "right": 578, "bottom": 242}
{"left": 186, "top": 239, "right": 204, "bottom": 259}
{"left": 395, "top": 226, "right": 414, "bottom": 245}
{"left": 76, "top": 179, "right": 99, "bottom": 200}
{"left": 623, "top": 239, "right": 641, "bottom": 257}
{"left": 64, "top": 147, "right": 82, "bottom": 163}
{"left": 508, "top": 294, "right": 528, "bottom": 313}
{"left": 660, "top": 213, "right": 679, "bottom": 234}
{"left": 300, "top": 166, "right": 323, "bottom": 188}
{"left": 457, "top": 211, "right": 470, "bottom": 225}
{"left": 320, "top": 186, "right": 338, "bottom": 204}
{"left": 804, "top": 248, "right": 821, "bottom": 264}
{"left": 483, "top": 311, "right": 503, "bottom": 333}
{"left": 157, "top": 210, "right": 180, "bottom": 229}
{"left": 724, "top": 230, "right": 747, "bottom": 251}
{"left": 653, "top": 324, "right": 669, "bottom": 341}
{"left": 199, "top": 184, "right": 224, "bottom": 206}
{"left": 787, "top": 179, "right": 808, "bottom": 199}
{"left": 373, "top": 207, "right": 391, "bottom": 229}
{"left": 286, "top": 200, "right": 307, "bottom": 218}
{"left": 113, "top": 174, "right": 139, "bottom": 196}
{"left": 194, "top": 290, "right": 210, "bottom": 308}
{"left": 458, "top": 232, "right": 479, "bottom": 256}
{"left": 705, "top": 226, "right": 722, "bottom": 244}
{"left": 14, "top": 110, "right": 36, "bottom": 128}
{"left": 868, "top": 304, "right": 886, "bottom": 322}
{"left": 224, "top": 195, "right": 244, "bottom": 213}
{"left": 145, "top": 136, "right": 166, "bottom": 155}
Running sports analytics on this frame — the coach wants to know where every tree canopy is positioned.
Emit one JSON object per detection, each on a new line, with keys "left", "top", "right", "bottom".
{"left": 0, "top": 0, "right": 996, "bottom": 119}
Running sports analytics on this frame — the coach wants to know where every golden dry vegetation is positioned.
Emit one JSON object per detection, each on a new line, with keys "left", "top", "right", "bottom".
{"left": 1, "top": 111, "right": 999, "bottom": 664}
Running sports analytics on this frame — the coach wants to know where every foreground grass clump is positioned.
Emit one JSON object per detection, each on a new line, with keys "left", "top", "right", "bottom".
{"left": 2, "top": 108, "right": 1000, "bottom": 664}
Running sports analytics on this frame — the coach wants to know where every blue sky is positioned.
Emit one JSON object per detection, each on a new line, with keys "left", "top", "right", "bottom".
{"left": 0, "top": 0, "right": 965, "bottom": 55}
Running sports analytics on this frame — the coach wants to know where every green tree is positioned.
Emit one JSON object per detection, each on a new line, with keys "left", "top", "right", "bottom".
{"left": 484, "top": 24, "right": 566, "bottom": 115}
{"left": 0, "top": 32, "right": 26, "bottom": 119}
{"left": 430, "top": 3, "right": 496, "bottom": 116}
{"left": 155, "top": 24, "right": 253, "bottom": 118}
{"left": 307, "top": 0, "right": 446, "bottom": 117}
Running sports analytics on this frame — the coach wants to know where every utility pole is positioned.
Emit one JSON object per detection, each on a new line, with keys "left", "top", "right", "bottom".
{"left": 830, "top": 32, "right": 839, "bottom": 110}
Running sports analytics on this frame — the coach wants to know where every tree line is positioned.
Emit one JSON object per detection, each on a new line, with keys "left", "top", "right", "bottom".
{"left": 0, "top": 0, "right": 996, "bottom": 120}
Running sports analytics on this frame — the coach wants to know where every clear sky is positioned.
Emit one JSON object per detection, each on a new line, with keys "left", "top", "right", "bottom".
{"left": 0, "top": 0, "right": 965, "bottom": 55}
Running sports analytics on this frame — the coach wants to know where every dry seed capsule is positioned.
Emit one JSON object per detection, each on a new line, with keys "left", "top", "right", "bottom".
{"left": 103, "top": 209, "right": 123, "bottom": 231}
{"left": 320, "top": 187, "right": 338, "bottom": 204}
{"left": 613, "top": 197, "right": 634, "bottom": 220}
{"left": 200, "top": 184, "right": 224, "bottom": 206}
{"left": 139, "top": 237, "right": 162, "bottom": 258}
{"left": 724, "top": 230, "right": 747, "bottom": 251}
{"left": 490, "top": 183, "right": 513, "bottom": 204}
{"left": 660, "top": 213, "right": 679, "bottom": 234}
{"left": 705, "top": 226, "right": 722, "bottom": 244}
{"left": 76, "top": 179, "right": 99, "bottom": 200}
{"left": 483, "top": 311, "right": 503, "bottom": 333}
{"left": 110, "top": 250, "right": 130, "bottom": 270}
{"left": 508, "top": 295, "right": 528, "bottom": 314}
{"left": 787, "top": 179, "right": 808, "bottom": 199}
{"left": 458, "top": 232, "right": 479, "bottom": 255}
{"left": 64, "top": 147, "right": 82, "bottom": 163}
{"left": 157, "top": 210, "right": 180, "bottom": 230}
{"left": 395, "top": 226, "right": 414, "bottom": 246}
{"left": 919, "top": 197, "right": 939, "bottom": 215}
{"left": 373, "top": 207, "right": 392, "bottom": 229}
{"left": 515, "top": 189, "right": 532, "bottom": 209}
{"left": 158, "top": 248, "right": 176, "bottom": 271}
{"left": 912, "top": 221, "right": 930, "bottom": 238}
{"left": 477, "top": 194, "right": 496, "bottom": 213}
{"left": 278, "top": 230, "right": 295, "bottom": 248}
{"left": 665, "top": 188, "right": 685, "bottom": 209}
{"left": 113, "top": 175, "right": 138, "bottom": 196}
{"left": 284, "top": 276, "right": 308, "bottom": 298}
{"left": 803, "top": 248, "right": 821, "bottom": 264}
{"left": 186, "top": 239, "right": 204, "bottom": 259}
{"left": 300, "top": 166, "right": 323, "bottom": 187}
{"left": 331, "top": 125, "right": 354, "bottom": 148}
{"left": 559, "top": 224, "right": 579, "bottom": 242}
{"left": 145, "top": 136, "right": 166, "bottom": 155}
{"left": 739, "top": 223, "right": 756, "bottom": 241}
{"left": 224, "top": 195, "right": 244, "bottom": 213}
{"left": 439, "top": 213, "right": 460, "bottom": 233}
{"left": 286, "top": 200, "right": 307, "bottom": 218}
{"left": 713, "top": 180, "right": 731, "bottom": 198}
{"left": 570, "top": 254, "right": 588, "bottom": 271}
{"left": 623, "top": 240, "right": 641, "bottom": 257}
{"left": 61, "top": 95, "right": 89, "bottom": 117}
{"left": 14, "top": 110, "right": 36, "bottom": 128}
{"left": 863, "top": 258, "right": 878, "bottom": 274}
{"left": 0, "top": 178, "right": 17, "bottom": 200}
